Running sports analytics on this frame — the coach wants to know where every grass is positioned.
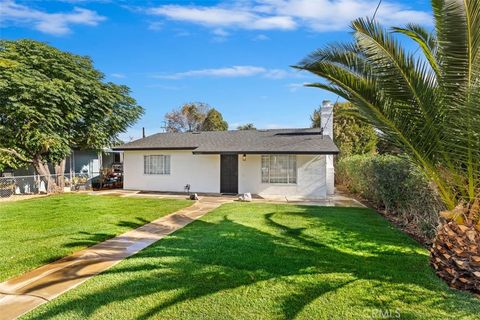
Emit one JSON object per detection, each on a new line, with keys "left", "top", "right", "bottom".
{"left": 23, "top": 203, "right": 479, "bottom": 320}
{"left": 0, "top": 194, "right": 191, "bottom": 281}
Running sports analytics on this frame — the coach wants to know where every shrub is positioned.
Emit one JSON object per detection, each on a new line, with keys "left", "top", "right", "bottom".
{"left": 337, "top": 155, "right": 444, "bottom": 240}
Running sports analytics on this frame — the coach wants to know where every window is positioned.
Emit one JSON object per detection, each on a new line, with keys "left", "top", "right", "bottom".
{"left": 261, "top": 155, "right": 297, "bottom": 184}
{"left": 144, "top": 155, "right": 171, "bottom": 175}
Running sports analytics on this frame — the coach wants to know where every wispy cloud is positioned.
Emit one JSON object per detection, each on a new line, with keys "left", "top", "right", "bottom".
{"left": 0, "top": 0, "right": 105, "bottom": 35}
{"left": 212, "top": 28, "right": 229, "bottom": 37}
{"left": 253, "top": 34, "right": 269, "bottom": 41}
{"left": 153, "top": 66, "right": 264, "bottom": 79}
{"left": 148, "top": 21, "right": 163, "bottom": 31}
{"left": 146, "top": 84, "right": 182, "bottom": 90}
{"left": 148, "top": 4, "right": 296, "bottom": 31}
{"left": 287, "top": 82, "right": 309, "bottom": 92}
{"left": 110, "top": 73, "right": 126, "bottom": 79}
{"left": 146, "top": 0, "right": 432, "bottom": 33}
{"left": 152, "top": 65, "right": 303, "bottom": 80}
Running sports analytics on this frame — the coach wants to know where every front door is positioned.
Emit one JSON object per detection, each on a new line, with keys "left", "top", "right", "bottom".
{"left": 220, "top": 154, "right": 238, "bottom": 194}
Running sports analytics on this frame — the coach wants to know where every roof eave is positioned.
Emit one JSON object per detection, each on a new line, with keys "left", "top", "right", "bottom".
{"left": 112, "top": 147, "right": 197, "bottom": 151}
{"left": 192, "top": 150, "right": 339, "bottom": 155}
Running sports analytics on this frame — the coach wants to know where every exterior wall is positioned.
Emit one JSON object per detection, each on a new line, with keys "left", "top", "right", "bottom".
{"left": 238, "top": 154, "right": 328, "bottom": 199}
{"left": 123, "top": 150, "right": 328, "bottom": 199}
{"left": 2, "top": 149, "right": 100, "bottom": 177}
{"left": 123, "top": 150, "right": 220, "bottom": 193}
{"left": 70, "top": 150, "right": 100, "bottom": 175}
{"left": 325, "top": 154, "right": 335, "bottom": 195}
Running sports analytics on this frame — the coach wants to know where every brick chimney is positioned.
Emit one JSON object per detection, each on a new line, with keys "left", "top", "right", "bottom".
{"left": 321, "top": 100, "right": 335, "bottom": 196}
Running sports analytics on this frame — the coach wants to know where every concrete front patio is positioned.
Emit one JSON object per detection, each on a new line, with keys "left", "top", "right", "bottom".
{"left": 89, "top": 189, "right": 365, "bottom": 208}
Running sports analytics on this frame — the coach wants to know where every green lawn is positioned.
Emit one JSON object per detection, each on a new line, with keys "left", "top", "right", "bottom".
{"left": 0, "top": 194, "right": 190, "bottom": 281}
{"left": 23, "top": 203, "right": 479, "bottom": 320}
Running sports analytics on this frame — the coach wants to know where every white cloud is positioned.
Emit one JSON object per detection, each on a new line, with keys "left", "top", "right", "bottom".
{"left": 153, "top": 66, "right": 267, "bottom": 80}
{"left": 110, "top": 73, "right": 126, "bottom": 79}
{"left": 146, "top": 0, "right": 432, "bottom": 33}
{"left": 0, "top": 0, "right": 105, "bottom": 35}
{"left": 148, "top": 3, "right": 295, "bottom": 31}
{"left": 287, "top": 82, "right": 309, "bottom": 92}
{"left": 148, "top": 21, "right": 163, "bottom": 31}
{"left": 146, "top": 84, "right": 182, "bottom": 90}
{"left": 212, "top": 28, "right": 229, "bottom": 37}
{"left": 151, "top": 65, "right": 303, "bottom": 80}
{"left": 253, "top": 34, "right": 269, "bottom": 41}
{"left": 264, "top": 69, "right": 289, "bottom": 79}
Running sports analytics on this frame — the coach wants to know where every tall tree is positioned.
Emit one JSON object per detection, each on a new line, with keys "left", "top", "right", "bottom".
{"left": 201, "top": 108, "right": 228, "bottom": 131}
{"left": 295, "top": 0, "right": 480, "bottom": 293}
{"left": 164, "top": 102, "right": 209, "bottom": 132}
{"left": 311, "top": 102, "right": 377, "bottom": 157}
{"left": 237, "top": 123, "right": 256, "bottom": 130}
{"left": 0, "top": 40, "right": 143, "bottom": 191}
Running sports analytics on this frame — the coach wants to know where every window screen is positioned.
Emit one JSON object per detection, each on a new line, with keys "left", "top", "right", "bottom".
{"left": 144, "top": 155, "right": 171, "bottom": 175}
{"left": 261, "top": 155, "right": 296, "bottom": 184}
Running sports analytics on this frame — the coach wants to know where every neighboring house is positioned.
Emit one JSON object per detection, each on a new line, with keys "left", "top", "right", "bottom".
{"left": 114, "top": 103, "right": 338, "bottom": 199}
{"left": 1, "top": 149, "right": 123, "bottom": 178}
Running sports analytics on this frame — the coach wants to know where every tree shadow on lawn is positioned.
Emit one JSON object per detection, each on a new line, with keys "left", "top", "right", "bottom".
{"left": 29, "top": 206, "right": 479, "bottom": 320}
{"left": 62, "top": 217, "right": 152, "bottom": 248}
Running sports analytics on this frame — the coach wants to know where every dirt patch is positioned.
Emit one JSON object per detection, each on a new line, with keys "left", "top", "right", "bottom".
{"left": 0, "top": 194, "right": 49, "bottom": 203}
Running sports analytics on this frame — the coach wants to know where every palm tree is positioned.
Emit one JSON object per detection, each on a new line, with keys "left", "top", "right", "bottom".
{"left": 295, "top": 0, "right": 480, "bottom": 293}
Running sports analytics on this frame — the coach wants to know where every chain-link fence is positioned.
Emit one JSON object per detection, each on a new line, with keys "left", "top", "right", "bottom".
{"left": 0, "top": 173, "right": 96, "bottom": 198}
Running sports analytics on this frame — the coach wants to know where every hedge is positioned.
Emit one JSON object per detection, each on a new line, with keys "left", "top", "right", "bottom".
{"left": 336, "top": 154, "right": 444, "bottom": 240}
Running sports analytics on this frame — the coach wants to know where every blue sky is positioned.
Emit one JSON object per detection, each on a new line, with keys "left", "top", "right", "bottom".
{"left": 0, "top": 0, "right": 433, "bottom": 140}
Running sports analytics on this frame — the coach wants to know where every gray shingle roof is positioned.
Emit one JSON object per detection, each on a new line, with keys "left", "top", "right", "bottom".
{"left": 113, "top": 128, "right": 339, "bottom": 154}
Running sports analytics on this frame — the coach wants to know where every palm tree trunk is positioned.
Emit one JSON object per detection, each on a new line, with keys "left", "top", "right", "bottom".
{"left": 430, "top": 220, "right": 480, "bottom": 293}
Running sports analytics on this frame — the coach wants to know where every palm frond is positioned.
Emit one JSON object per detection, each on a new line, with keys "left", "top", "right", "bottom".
{"left": 295, "top": 5, "right": 480, "bottom": 208}
{"left": 392, "top": 23, "right": 440, "bottom": 75}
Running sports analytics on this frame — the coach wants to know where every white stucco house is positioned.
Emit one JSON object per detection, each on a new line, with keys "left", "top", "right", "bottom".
{"left": 114, "top": 103, "right": 338, "bottom": 200}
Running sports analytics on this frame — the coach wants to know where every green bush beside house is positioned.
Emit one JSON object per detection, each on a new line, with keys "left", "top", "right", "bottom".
{"left": 337, "top": 155, "right": 444, "bottom": 239}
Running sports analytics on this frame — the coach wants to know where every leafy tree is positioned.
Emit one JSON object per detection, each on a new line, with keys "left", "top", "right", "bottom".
{"left": 237, "top": 123, "right": 256, "bottom": 130}
{"left": 0, "top": 40, "right": 143, "bottom": 191}
{"left": 311, "top": 102, "right": 377, "bottom": 158}
{"left": 164, "top": 102, "right": 210, "bottom": 132}
{"left": 295, "top": 0, "right": 480, "bottom": 292}
{"left": 201, "top": 108, "right": 228, "bottom": 131}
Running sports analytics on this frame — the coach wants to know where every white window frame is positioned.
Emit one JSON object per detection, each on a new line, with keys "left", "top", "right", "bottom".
{"left": 261, "top": 154, "right": 297, "bottom": 184}
{"left": 144, "top": 155, "right": 171, "bottom": 175}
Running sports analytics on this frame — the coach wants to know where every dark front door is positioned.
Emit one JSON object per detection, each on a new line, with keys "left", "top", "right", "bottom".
{"left": 220, "top": 154, "right": 238, "bottom": 194}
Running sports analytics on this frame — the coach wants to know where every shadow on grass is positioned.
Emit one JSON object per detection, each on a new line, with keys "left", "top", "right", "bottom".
{"left": 63, "top": 217, "right": 152, "bottom": 248}
{"left": 28, "top": 206, "right": 479, "bottom": 320}
{"left": 116, "top": 217, "right": 151, "bottom": 229}
{"left": 63, "top": 231, "right": 116, "bottom": 248}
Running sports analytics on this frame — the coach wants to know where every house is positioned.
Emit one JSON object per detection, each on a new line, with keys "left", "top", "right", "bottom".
{"left": 1, "top": 148, "right": 123, "bottom": 178}
{"left": 114, "top": 102, "right": 338, "bottom": 200}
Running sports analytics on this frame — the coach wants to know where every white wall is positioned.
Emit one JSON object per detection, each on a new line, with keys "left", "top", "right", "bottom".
{"left": 238, "top": 154, "right": 327, "bottom": 199}
{"left": 123, "top": 150, "right": 220, "bottom": 193}
{"left": 123, "top": 151, "right": 328, "bottom": 199}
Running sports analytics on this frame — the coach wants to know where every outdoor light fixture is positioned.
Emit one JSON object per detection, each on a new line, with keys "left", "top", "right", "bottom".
{"left": 242, "top": 154, "right": 247, "bottom": 161}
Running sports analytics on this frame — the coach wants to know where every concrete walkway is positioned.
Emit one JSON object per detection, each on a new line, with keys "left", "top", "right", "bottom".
{"left": 0, "top": 197, "right": 229, "bottom": 320}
